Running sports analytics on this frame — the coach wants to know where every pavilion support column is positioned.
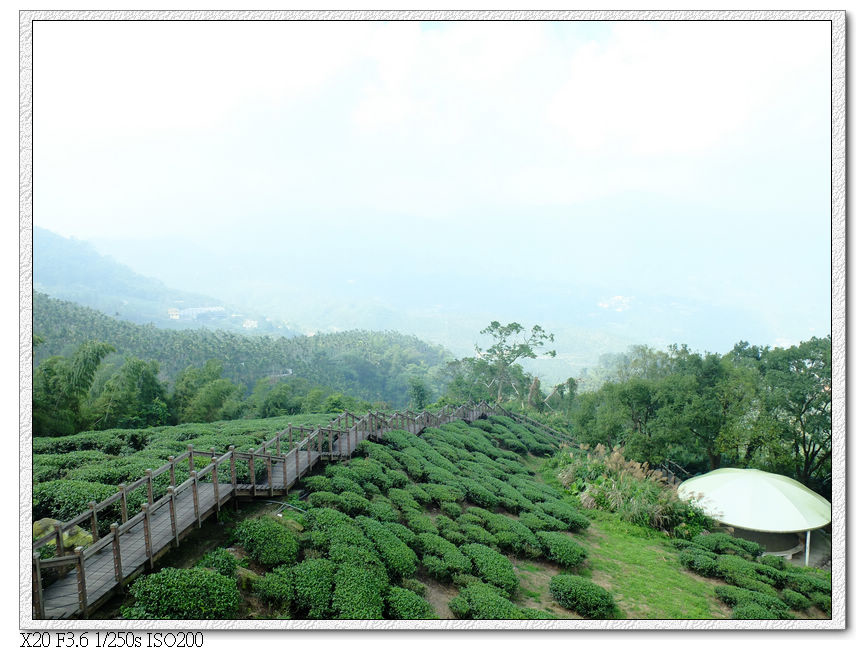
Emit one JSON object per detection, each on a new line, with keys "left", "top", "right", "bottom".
{"left": 805, "top": 530, "right": 811, "bottom": 567}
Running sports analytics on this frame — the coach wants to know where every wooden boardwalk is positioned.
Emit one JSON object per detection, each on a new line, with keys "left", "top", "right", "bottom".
{"left": 31, "top": 403, "right": 569, "bottom": 619}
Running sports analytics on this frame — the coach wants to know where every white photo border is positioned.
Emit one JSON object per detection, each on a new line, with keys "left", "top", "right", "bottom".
{"left": 18, "top": 8, "right": 847, "bottom": 631}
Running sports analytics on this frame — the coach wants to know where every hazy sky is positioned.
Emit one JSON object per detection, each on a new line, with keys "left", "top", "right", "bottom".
{"left": 33, "top": 19, "right": 831, "bottom": 352}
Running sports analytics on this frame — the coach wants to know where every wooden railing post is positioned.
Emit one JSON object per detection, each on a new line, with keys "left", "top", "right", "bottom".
{"left": 166, "top": 487, "right": 178, "bottom": 547}
{"left": 266, "top": 451, "right": 273, "bottom": 497}
{"left": 32, "top": 553, "right": 45, "bottom": 619}
{"left": 145, "top": 469, "right": 154, "bottom": 505}
{"left": 212, "top": 456, "right": 220, "bottom": 511}
{"left": 168, "top": 456, "right": 176, "bottom": 487}
{"left": 141, "top": 503, "right": 153, "bottom": 569}
{"left": 317, "top": 429, "right": 323, "bottom": 457}
{"left": 283, "top": 454, "right": 290, "bottom": 492}
{"left": 229, "top": 446, "right": 237, "bottom": 492}
{"left": 188, "top": 444, "right": 195, "bottom": 475}
{"left": 53, "top": 523, "right": 65, "bottom": 557}
{"left": 74, "top": 546, "right": 87, "bottom": 617}
{"left": 307, "top": 435, "right": 311, "bottom": 470}
{"left": 294, "top": 445, "right": 300, "bottom": 480}
{"left": 288, "top": 424, "right": 293, "bottom": 448}
{"left": 328, "top": 427, "right": 334, "bottom": 460}
{"left": 88, "top": 501, "right": 99, "bottom": 541}
{"left": 118, "top": 484, "right": 128, "bottom": 523}
{"left": 192, "top": 472, "right": 201, "bottom": 527}
{"left": 276, "top": 431, "right": 281, "bottom": 456}
{"left": 248, "top": 448, "right": 257, "bottom": 497}
{"left": 110, "top": 523, "right": 123, "bottom": 584}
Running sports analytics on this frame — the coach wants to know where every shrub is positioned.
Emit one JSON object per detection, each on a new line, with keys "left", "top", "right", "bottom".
{"left": 291, "top": 558, "right": 336, "bottom": 619}
{"left": 338, "top": 491, "right": 371, "bottom": 516}
{"left": 538, "top": 500, "right": 590, "bottom": 533}
{"left": 197, "top": 548, "right": 238, "bottom": 578}
{"left": 401, "top": 577, "right": 427, "bottom": 597}
{"left": 33, "top": 480, "right": 116, "bottom": 524}
{"left": 811, "top": 592, "right": 831, "bottom": 615}
{"left": 781, "top": 588, "right": 812, "bottom": 610}
{"left": 537, "top": 532, "right": 588, "bottom": 568}
{"left": 519, "top": 510, "right": 567, "bottom": 533}
{"left": 331, "top": 475, "right": 365, "bottom": 496}
{"left": 691, "top": 533, "right": 762, "bottom": 559}
{"left": 549, "top": 575, "right": 617, "bottom": 619}
{"left": 368, "top": 497, "right": 400, "bottom": 523}
{"left": 233, "top": 516, "right": 300, "bottom": 567}
{"left": 460, "top": 523, "right": 497, "bottom": 547}
{"left": 416, "top": 533, "right": 472, "bottom": 580}
{"left": 461, "top": 543, "right": 519, "bottom": 595}
{"left": 449, "top": 582, "right": 526, "bottom": 619}
{"left": 714, "top": 585, "right": 792, "bottom": 618}
{"left": 32, "top": 450, "right": 110, "bottom": 483}
{"left": 732, "top": 603, "right": 776, "bottom": 619}
{"left": 386, "top": 586, "right": 437, "bottom": 619}
{"left": 308, "top": 491, "right": 348, "bottom": 512}
{"left": 404, "top": 511, "right": 438, "bottom": 535}
{"left": 383, "top": 521, "right": 417, "bottom": 547}
{"left": 302, "top": 475, "right": 333, "bottom": 493}
{"left": 122, "top": 568, "right": 240, "bottom": 619}
{"left": 419, "top": 483, "right": 462, "bottom": 505}
{"left": 760, "top": 555, "right": 789, "bottom": 571}
{"left": 440, "top": 501, "right": 463, "bottom": 519}
{"left": 784, "top": 572, "right": 831, "bottom": 599}
{"left": 254, "top": 566, "right": 294, "bottom": 609}
{"left": 679, "top": 547, "right": 719, "bottom": 577}
{"left": 406, "top": 484, "right": 432, "bottom": 505}
{"left": 332, "top": 564, "right": 385, "bottom": 619}
{"left": 388, "top": 488, "right": 421, "bottom": 512}
{"left": 357, "top": 516, "right": 419, "bottom": 579}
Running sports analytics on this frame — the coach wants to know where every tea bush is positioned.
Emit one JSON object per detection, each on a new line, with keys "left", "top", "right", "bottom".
{"left": 197, "top": 548, "right": 238, "bottom": 578}
{"left": 233, "top": 516, "right": 300, "bottom": 567}
{"left": 338, "top": 491, "right": 371, "bottom": 516}
{"left": 416, "top": 533, "right": 472, "bottom": 580}
{"left": 537, "top": 500, "right": 590, "bottom": 533}
{"left": 549, "top": 574, "right": 616, "bottom": 619}
{"left": 308, "top": 491, "right": 347, "bottom": 512}
{"left": 332, "top": 563, "right": 386, "bottom": 619}
{"left": 254, "top": 566, "right": 294, "bottom": 609}
{"left": 714, "top": 585, "right": 791, "bottom": 619}
{"left": 731, "top": 603, "right": 775, "bottom": 619}
{"left": 386, "top": 586, "right": 436, "bottom": 619}
{"left": 448, "top": 582, "right": 526, "bottom": 620}
{"left": 691, "top": 533, "right": 762, "bottom": 559}
{"left": 781, "top": 588, "right": 812, "bottom": 610}
{"left": 290, "top": 558, "right": 336, "bottom": 619}
{"left": 440, "top": 501, "right": 463, "bottom": 519}
{"left": 368, "top": 497, "right": 400, "bottom": 523}
{"left": 357, "top": 516, "right": 418, "bottom": 579}
{"left": 461, "top": 543, "right": 519, "bottom": 595}
{"left": 122, "top": 568, "right": 240, "bottom": 619}
{"left": 33, "top": 480, "right": 118, "bottom": 535}
{"left": 537, "top": 531, "right": 588, "bottom": 568}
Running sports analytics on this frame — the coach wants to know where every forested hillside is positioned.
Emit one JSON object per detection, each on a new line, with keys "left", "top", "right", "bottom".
{"left": 33, "top": 293, "right": 450, "bottom": 409}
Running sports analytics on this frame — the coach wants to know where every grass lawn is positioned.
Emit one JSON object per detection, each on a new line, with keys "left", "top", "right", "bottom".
{"left": 578, "top": 511, "right": 730, "bottom": 619}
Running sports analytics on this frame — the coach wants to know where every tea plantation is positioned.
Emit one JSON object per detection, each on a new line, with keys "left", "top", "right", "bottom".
{"left": 33, "top": 412, "right": 831, "bottom": 620}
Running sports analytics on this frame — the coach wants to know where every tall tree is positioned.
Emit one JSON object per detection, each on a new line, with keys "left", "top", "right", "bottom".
{"left": 475, "top": 321, "right": 555, "bottom": 403}
{"left": 762, "top": 336, "right": 831, "bottom": 491}
{"left": 32, "top": 340, "right": 115, "bottom": 436}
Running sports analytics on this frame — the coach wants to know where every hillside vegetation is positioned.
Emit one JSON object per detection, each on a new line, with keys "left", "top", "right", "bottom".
{"left": 33, "top": 293, "right": 450, "bottom": 417}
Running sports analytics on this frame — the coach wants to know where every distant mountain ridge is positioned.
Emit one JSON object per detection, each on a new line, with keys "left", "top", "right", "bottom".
{"left": 33, "top": 227, "right": 295, "bottom": 336}
{"left": 33, "top": 292, "right": 451, "bottom": 406}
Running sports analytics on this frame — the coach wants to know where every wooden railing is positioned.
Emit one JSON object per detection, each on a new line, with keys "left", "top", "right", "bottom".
{"left": 33, "top": 401, "right": 530, "bottom": 618}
